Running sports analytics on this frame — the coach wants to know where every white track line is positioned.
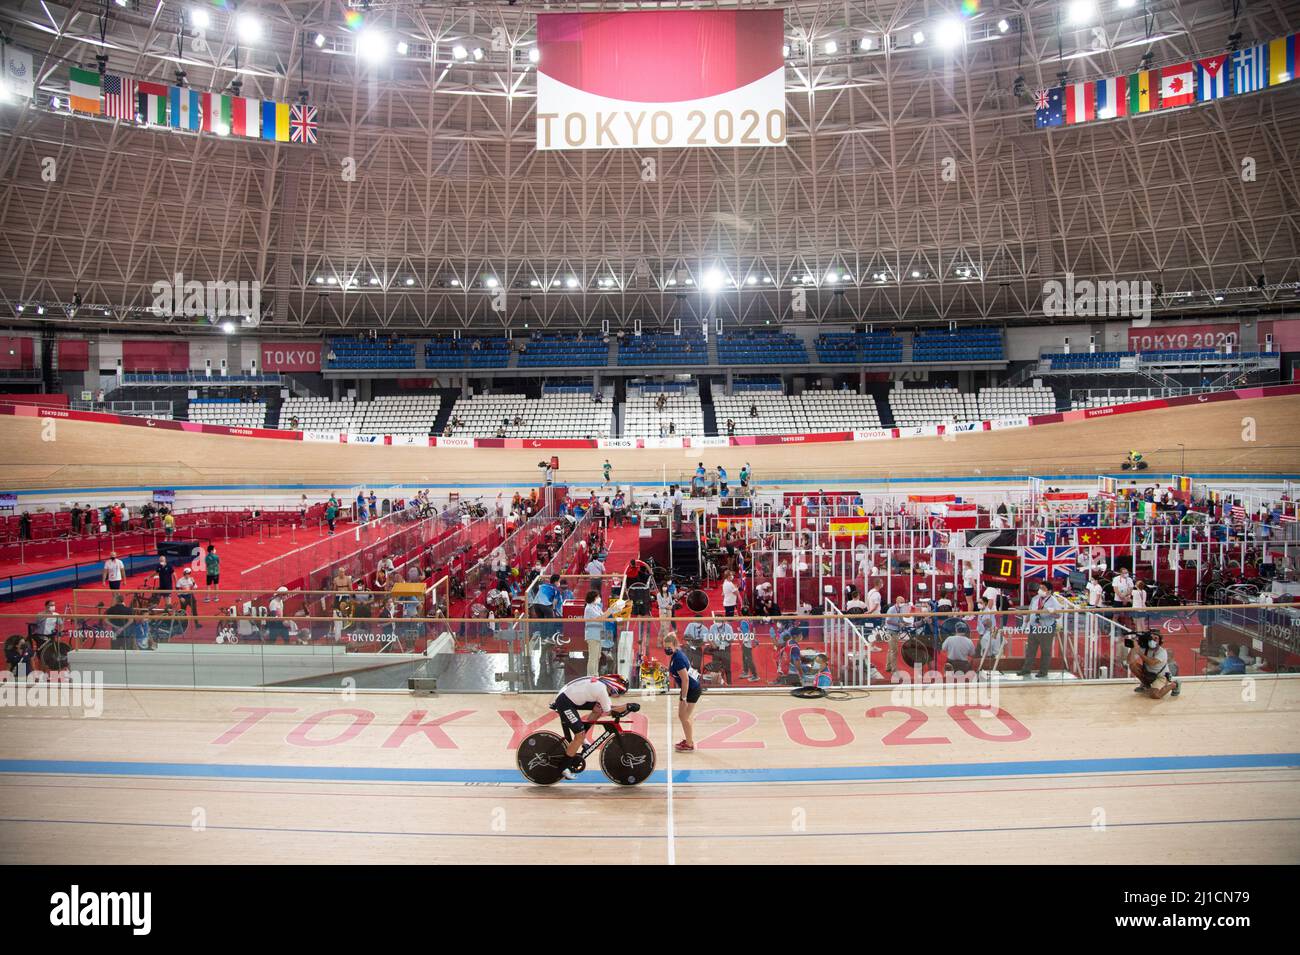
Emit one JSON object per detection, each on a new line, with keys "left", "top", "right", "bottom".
{"left": 664, "top": 692, "right": 676, "bottom": 865}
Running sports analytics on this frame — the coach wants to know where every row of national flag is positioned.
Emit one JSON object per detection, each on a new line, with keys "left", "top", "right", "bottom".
{"left": 1036, "top": 34, "right": 1298, "bottom": 129}
{"left": 66, "top": 67, "right": 318, "bottom": 144}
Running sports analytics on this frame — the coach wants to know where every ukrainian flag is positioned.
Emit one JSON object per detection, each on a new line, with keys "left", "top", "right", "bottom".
{"left": 1270, "top": 34, "right": 1297, "bottom": 85}
{"left": 261, "top": 100, "right": 278, "bottom": 141}
{"left": 276, "top": 101, "right": 291, "bottom": 142}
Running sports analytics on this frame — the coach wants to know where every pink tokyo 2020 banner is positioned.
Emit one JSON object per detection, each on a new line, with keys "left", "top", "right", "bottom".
{"left": 535, "top": 9, "right": 786, "bottom": 150}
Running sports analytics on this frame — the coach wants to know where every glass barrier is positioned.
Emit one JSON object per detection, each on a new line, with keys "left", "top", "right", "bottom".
{"left": 1, "top": 601, "right": 1294, "bottom": 693}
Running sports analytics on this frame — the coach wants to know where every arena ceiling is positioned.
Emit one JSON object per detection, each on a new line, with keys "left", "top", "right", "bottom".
{"left": 0, "top": 0, "right": 1297, "bottom": 336}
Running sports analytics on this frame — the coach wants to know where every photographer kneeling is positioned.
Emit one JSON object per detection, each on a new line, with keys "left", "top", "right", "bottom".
{"left": 1127, "top": 630, "right": 1181, "bottom": 700}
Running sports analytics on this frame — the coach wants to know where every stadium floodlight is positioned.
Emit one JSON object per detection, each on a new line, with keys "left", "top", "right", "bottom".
{"left": 667, "top": 278, "right": 677, "bottom": 286}
{"left": 912, "top": 30, "right": 925, "bottom": 45}
{"left": 782, "top": 44, "right": 791, "bottom": 57}
{"left": 842, "top": 273, "right": 853, "bottom": 282}
{"left": 190, "top": 9, "right": 210, "bottom": 30}
{"left": 357, "top": 29, "right": 388, "bottom": 64}
{"left": 1067, "top": 1, "right": 1097, "bottom": 24}
{"left": 472, "top": 48, "right": 484, "bottom": 61}
{"left": 825, "top": 272, "right": 838, "bottom": 283}
{"left": 911, "top": 270, "right": 922, "bottom": 278}
{"left": 528, "top": 47, "right": 540, "bottom": 63}
{"left": 1117, "top": 0, "right": 1137, "bottom": 7}
{"left": 529, "top": 278, "right": 540, "bottom": 287}
{"left": 997, "top": 19, "right": 1011, "bottom": 33}
{"left": 314, "top": 276, "right": 325, "bottom": 284}
{"left": 485, "top": 276, "right": 499, "bottom": 288}
{"left": 36, "top": 305, "right": 45, "bottom": 315}
{"left": 369, "top": 276, "right": 380, "bottom": 285}
{"left": 326, "top": 276, "right": 337, "bottom": 285}
{"left": 314, "top": 33, "right": 326, "bottom": 48}
{"left": 396, "top": 42, "right": 409, "bottom": 56}
{"left": 859, "top": 37, "right": 873, "bottom": 51}
{"left": 746, "top": 275, "right": 757, "bottom": 285}
{"left": 236, "top": 12, "right": 261, "bottom": 44}
{"left": 762, "top": 276, "right": 772, "bottom": 283}
{"left": 221, "top": 320, "right": 236, "bottom": 334}
{"left": 15, "top": 304, "right": 23, "bottom": 313}
{"left": 404, "top": 277, "right": 416, "bottom": 286}
{"left": 452, "top": 45, "right": 468, "bottom": 60}
{"left": 450, "top": 278, "right": 461, "bottom": 287}
{"left": 823, "top": 40, "right": 838, "bottom": 55}
{"left": 936, "top": 18, "right": 965, "bottom": 49}
{"left": 565, "top": 277, "right": 578, "bottom": 289}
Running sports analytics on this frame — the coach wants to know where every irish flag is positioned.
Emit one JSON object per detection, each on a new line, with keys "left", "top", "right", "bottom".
{"left": 68, "top": 66, "right": 101, "bottom": 114}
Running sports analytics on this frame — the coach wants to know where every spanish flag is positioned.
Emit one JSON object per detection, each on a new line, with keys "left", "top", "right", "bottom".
{"left": 828, "top": 518, "right": 871, "bottom": 537}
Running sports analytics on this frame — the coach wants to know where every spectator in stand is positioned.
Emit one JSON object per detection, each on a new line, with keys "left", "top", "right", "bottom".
{"left": 98, "top": 548, "right": 126, "bottom": 593}
{"left": 176, "top": 568, "right": 200, "bottom": 628}
{"left": 1085, "top": 575, "right": 1104, "bottom": 607}
{"left": 356, "top": 492, "right": 367, "bottom": 522}
{"left": 162, "top": 509, "right": 175, "bottom": 539}
{"left": 18, "top": 511, "right": 31, "bottom": 541}
{"left": 299, "top": 495, "right": 309, "bottom": 524}
{"left": 71, "top": 504, "right": 83, "bottom": 535}
{"left": 267, "top": 587, "right": 290, "bottom": 644}
{"left": 1112, "top": 567, "right": 1134, "bottom": 606}
{"left": 325, "top": 499, "right": 338, "bottom": 534}
{"left": 491, "top": 547, "right": 510, "bottom": 589}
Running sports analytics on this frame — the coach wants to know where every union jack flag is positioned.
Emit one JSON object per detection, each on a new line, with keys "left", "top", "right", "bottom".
{"left": 290, "top": 104, "right": 318, "bottom": 144}
{"left": 1023, "top": 545, "right": 1078, "bottom": 579}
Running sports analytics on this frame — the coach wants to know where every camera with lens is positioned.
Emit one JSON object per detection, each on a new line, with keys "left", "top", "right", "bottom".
{"left": 1123, "top": 630, "right": 1162, "bottom": 652}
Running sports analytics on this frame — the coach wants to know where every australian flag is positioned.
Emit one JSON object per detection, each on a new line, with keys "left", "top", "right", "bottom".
{"left": 1076, "top": 513, "right": 1099, "bottom": 527}
{"left": 1024, "top": 546, "right": 1078, "bottom": 579}
{"left": 1035, "top": 87, "right": 1065, "bottom": 128}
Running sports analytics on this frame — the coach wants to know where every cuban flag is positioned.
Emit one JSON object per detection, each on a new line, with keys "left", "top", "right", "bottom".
{"left": 1023, "top": 546, "right": 1078, "bottom": 580}
{"left": 1196, "top": 55, "right": 1229, "bottom": 101}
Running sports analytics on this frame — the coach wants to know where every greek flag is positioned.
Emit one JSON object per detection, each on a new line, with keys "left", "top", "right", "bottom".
{"left": 1232, "top": 44, "right": 1269, "bottom": 94}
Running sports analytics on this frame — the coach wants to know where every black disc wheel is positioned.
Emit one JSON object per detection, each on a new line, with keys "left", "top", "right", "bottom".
{"left": 517, "top": 731, "right": 568, "bottom": 785}
{"left": 600, "top": 732, "right": 656, "bottom": 785}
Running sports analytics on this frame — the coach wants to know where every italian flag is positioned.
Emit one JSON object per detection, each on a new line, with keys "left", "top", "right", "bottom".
{"left": 68, "top": 66, "right": 101, "bottom": 114}
{"left": 138, "top": 82, "right": 168, "bottom": 125}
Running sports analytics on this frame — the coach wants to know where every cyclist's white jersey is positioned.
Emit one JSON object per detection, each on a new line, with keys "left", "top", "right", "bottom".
{"left": 557, "top": 676, "right": 613, "bottom": 711}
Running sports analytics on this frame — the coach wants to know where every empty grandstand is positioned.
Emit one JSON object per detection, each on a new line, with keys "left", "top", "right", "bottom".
{"left": 187, "top": 398, "right": 268, "bottom": 428}
{"left": 517, "top": 334, "right": 609, "bottom": 368}
{"left": 354, "top": 395, "right": 441, "bottom": 435}
{"left": 911, "top": 327, "right": 1004, "bottom": 362}
{"left": 815, "top": 331, "right": 904, "bottom": 364}
{"left": 716, "top": 331, "right": 808, "bottom": 365}
{"left": 445, "top": 391, "right": 613, "bottom": 438}
{"left": 327, "top": 337, "right": 417, "bottom": 370}
{"left": 889, "top": 384, "right": 1056, "bottom": 426}
{"left": 622, "top": 385, "right": 705, "bottom": 438}
{"left": 714, "top": 389, "right": 883, "bottom": 435}
{"left": 424, "top": 336, "right": 511, "bottom": 369}
{"left": 278, "top": 396, "right": 357, "bottom": 432}
{"left": 618, "top": 331, "right": 709, "bottom": 366}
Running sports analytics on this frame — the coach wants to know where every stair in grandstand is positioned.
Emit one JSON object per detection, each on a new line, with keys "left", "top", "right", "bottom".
{"left": 430, "top": 388, "right": 460, "bottom": 435}
{"left": 700, "top": 382, "right": 720, "bottom": 436}
{"left": 876, "top": 390, "right": 897, "bottom": 429}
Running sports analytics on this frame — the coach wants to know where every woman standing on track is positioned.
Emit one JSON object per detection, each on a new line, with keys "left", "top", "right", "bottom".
{"left": 661, "top": 631, "right": 701, "bottom": 752}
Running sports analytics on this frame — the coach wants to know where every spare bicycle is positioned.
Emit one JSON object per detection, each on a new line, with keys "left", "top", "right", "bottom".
{"left": 517, "top": 702, "right": 656, "bottom": 786}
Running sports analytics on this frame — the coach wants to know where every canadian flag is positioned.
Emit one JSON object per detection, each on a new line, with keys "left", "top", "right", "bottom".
{"left": 1159, "top": 63, "right": 1195, "bottom": 108}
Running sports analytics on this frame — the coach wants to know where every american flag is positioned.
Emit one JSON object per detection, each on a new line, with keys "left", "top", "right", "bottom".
{"left": 102, "top": 74, "right": 137, "bottom": 121}
{"left": 1230, "top": 505, "right": 1247, "bottom": 523}
{"left": 290, "top": 104, "right": 318, "bottom": 144}
{"left": 1024, "top": 546, "right": 1078, "bottom": 579}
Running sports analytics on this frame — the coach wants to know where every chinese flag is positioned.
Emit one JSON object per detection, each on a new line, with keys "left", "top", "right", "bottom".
{"left": 1077, "top": 527, "right": 1132, "bottom": 549}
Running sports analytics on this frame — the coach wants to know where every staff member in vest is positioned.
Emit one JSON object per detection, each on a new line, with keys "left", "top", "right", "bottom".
{"left": 662, "top": 631, "right": 702, "bottom": 751}
{"left": 102, "top": 551, "right": 126, "bottom": 592}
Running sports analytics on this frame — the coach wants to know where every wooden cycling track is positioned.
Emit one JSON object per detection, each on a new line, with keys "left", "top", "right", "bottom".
{"left": 0, "top": 678, "right": 1297, "bottom": 864}
{"left": 2, "top": 391, "right": 1298, "bottom": 492}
